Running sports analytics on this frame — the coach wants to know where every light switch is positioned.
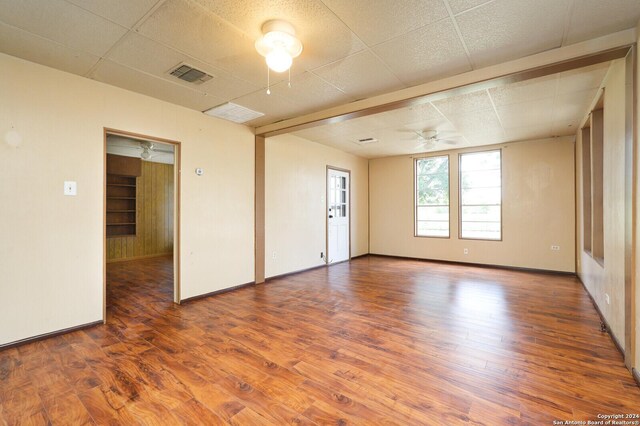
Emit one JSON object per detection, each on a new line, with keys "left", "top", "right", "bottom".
{"left": 64, "top": 181, "right": 77, "bottom": 196}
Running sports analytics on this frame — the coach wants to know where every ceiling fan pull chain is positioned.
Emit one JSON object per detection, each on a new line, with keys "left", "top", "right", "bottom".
{"left": 288, "top": 68, "right": 291, "bottom": 88}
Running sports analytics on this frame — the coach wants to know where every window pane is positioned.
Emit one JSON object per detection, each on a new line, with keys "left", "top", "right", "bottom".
{"left": 460, "top": 170, "right": 501, "bottom": 189}
{"left": 461, "top": 187, "right": 501, "bottom": 205}
{"left": 417, "top": 221, "right": 449, "bottom": 237}
{"left": 461, "top": 205, "right": 501, "bottom": 223}
{"left": 417, "top": 156, "right": 448, "bottom": 175}
{"left": 460, "top": 150, "right": 501, "bottom": 240}
{"left": 415, "top": 156, "right": 449, "bottom": 237}
{"left": 460, "top": 221, "right": 501, "bottom": 240}
{"left": 417, "top": 206, "right": 449, "bottom": 222}
{"left": 460, "top": 151, "right": 501, "bottom": 171}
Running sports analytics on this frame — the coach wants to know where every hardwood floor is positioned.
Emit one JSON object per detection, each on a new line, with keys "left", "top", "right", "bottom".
{"left": 1, "top": 255, "right": 639, "bottom": 425}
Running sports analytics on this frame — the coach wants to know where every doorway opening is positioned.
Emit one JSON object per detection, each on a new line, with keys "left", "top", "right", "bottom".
{"left": 103, "top": 129, "right": 181, "bottom": 322}
{"left": 326, "top": 166, "right": 351, "bottom": 264}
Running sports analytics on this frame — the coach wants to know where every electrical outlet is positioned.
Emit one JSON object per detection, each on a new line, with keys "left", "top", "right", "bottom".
{"left": 463, "top": 248, "right": 468, "bottom": 255}
{"left": 605, "top": 293, "right": 610, "bottom": 305}
{"left": 551, "top": 245, "right": 560, "bottom": 251}
{"left": 272, "top": 252, "right": 276, "bottom": 260}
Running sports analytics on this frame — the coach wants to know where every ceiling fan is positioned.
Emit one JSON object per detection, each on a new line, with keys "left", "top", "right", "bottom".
{"left": 412, "top": 130, "right": 458, "bottom": 149}
{"left": 139, "top": 141, "right": 173, "bottom": 160}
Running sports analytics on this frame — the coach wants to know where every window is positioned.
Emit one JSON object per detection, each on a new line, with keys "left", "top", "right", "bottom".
{"left": 459, "top": 150, "right": 501, "bottom": 240}
{"left": 415, "top": 155, "right": 449, "bottom": 237}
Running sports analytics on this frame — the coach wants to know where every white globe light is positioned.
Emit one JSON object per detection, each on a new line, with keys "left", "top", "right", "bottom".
{"left": 4, "top": 129, "right": 22, "bottom": 148}
{"left": 266, "top": 49, "right": 292, "bottom": 73}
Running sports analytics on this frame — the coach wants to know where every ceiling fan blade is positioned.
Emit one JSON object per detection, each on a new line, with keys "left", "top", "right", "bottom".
{"left": 438, "top": 139, "right": 458, "bottom": 145}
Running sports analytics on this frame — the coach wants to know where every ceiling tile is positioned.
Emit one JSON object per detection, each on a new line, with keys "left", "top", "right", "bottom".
{"left": 92, "top": 59, "right": 226, "bottom": 111}
{"left": 193, "top": 0, "right": 366, "bottom": 70}
{"left": 496, "top": 97, "right": 555, "bottom": 129}
{"left": 551, "top": 88, "right": 599, "bottom": 132}
{"left": 455, "top": 0, "right": 570, "bottom": 68}
{"left": 447, "top": 0, "right": 493, "bottom": 15}
{"left": 291, "top": 126, "right": 336, "bottom": 142}
{"left": 504, "top": 124, "right": 554, "bottom": 142}
{"left": 0, "top": 0, "right": 128, "bottom": 56}
{"left": 65, "top": 0, "right": 159, "bottom": 28}
{"left": 319, "top": 0, "right": 449, "bottom": 46}
{"left": 107, "top": 32, "right": 259, "bottom": 101}
{"left": 557, "top": 63, "right": 609, "bottom": 95}
{"left": 324, "top": 118, "right": 372, "bottom": 138}
{"left": 0, "top": 21, "right": 100, "bottom": 75}
{"left": 372, "top": 18, "right": 472, "bottom": 86}
{"left": 431, "top": 90, "right": 494, "bottom": 116}
{"left": 310, "top": 135, "right": 362, "bottom": 152}
{"left": 138, "top": 0, "right": 252, "bottom": 66}
{"left": 488, "top": 75, "right": 557, "bottom": 106}
{"left": 349, "top": 106, "right": 445, "bottom": 134}
{"left": 565, "top": 0, "right": 640, "bottom": 45}
{"left": 312, "top": 51, "right": 405, "bottom": 100}
{"left": 445, "top": 107, "right": 503, "bottom": 135}
{"left": 268, "top": 71, "right": 353, "bottom": 114}
{"left": 231, "top": 90, "right": 302, "bottom": 126}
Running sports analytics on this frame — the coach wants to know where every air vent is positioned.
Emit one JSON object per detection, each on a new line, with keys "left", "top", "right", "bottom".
{"left": 355, "top": 137, "right": 378, "bottom": 145}
{"left": 169, "top": 63, "right": 213, "bottom": 84}
{"left": 203, "top": 102, "right": 265, "bottom": 124}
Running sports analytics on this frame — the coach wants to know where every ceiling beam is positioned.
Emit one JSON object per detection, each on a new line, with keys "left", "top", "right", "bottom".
{"left": 255, "top": 28, "right": 636, "bottom": 138}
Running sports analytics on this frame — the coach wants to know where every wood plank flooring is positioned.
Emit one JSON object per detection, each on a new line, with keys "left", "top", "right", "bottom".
{"left": 1, "top": 255, "right": 639, "bottom": 425}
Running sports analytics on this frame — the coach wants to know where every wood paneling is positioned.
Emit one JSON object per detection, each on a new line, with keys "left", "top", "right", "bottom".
{"left": 107, "top": 161, "right": 174, "bottom": 262}
{"left": 3, "top": 256, "right": 639, "bottom": 424}
{"left": 106, "top": 154, "right": 141, "bottom": 177}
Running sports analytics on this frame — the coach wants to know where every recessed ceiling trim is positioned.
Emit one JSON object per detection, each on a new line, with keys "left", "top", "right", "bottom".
{"left": 256, "top": 28, "right": 635, "bottom": 137}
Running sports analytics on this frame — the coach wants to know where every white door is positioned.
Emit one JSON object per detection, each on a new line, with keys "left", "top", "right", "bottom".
{"left": 327, "top": 168, "right": 350, "bottom": 263}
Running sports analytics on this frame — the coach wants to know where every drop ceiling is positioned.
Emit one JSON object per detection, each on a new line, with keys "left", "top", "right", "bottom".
{"left": 291, "top": 61, "right": 611, "bottom": 158}
{"left": 0, "top": 0, "right": 638, "bottom": 131}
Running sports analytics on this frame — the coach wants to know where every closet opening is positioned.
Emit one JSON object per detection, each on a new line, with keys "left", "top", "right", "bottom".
{"left": 103, "top": 129, "right": 181, "bottom": 322}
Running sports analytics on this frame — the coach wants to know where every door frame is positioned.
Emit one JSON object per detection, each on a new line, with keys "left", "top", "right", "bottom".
{"left": 103, "top": 128, "right": 182, "bottom": 322}
{"left": 326, "top": 166, "right": 351, "bottom": 264}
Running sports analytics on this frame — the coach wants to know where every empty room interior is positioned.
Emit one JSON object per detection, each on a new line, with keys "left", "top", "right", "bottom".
{"left": 2, "top": 0, "right": 640, "bottom": 424}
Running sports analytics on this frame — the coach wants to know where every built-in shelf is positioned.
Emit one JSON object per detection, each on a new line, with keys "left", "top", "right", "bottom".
{"left": 106, "top": 168, "right": 137, "bottom": 237}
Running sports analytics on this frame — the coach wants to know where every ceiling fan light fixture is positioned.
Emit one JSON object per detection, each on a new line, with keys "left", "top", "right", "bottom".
{"left": 255, "top": 20, "right": 303, "bottom": 94}
{"left": 255, "top": 20, "right": 303, "bottom": 73}
{"left": 266, "top": 47, "right": 293, "bottom": 73}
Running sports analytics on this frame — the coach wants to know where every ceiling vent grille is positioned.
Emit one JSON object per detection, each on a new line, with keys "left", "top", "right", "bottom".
{"left": 355, "top": 137, "right": 378, "bottom": 145}
{"left": 169, "top": 63, "right": 213, "bottom": 84}
{"left": 203, "top": 102, "right": 265, "bottom": 124}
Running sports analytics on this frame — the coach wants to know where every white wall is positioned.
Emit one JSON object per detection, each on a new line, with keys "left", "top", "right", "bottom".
{"left": 265, "top": 134, "right": 368, "bottom": 278}
{"left": 0, "top": 53, "right": 255, "bottom": 345}
{"left": 576, "top": 59, "right": 626, "bottom": 347}
{"left": 370, "top": 137, "right": 576, "bottom": 272}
